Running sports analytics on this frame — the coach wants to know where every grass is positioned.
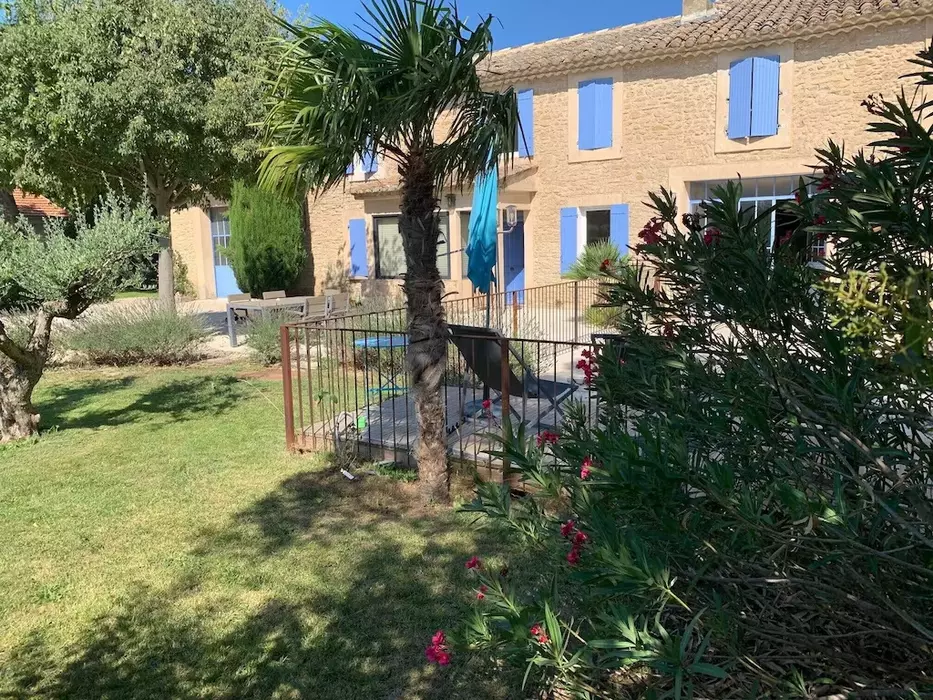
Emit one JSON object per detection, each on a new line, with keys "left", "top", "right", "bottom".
{"left": 0, "top": 364, "right": 520, "bottom": 699}
{"left": 113, "top": 289, "right": 158, "bottom": 300}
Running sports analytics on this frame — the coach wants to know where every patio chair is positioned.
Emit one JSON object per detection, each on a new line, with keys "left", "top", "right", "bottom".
{"left": 301, "top": 297, "right": 328, "bottom": 321}
{"left": 325, "top": 292, "right": 350, "bottom": 317}
{"left": 227, "top": 292, "right": 253, "bottom": 323}
{"left": 262, "top": 290, "right": 287, "bottom": 300}
{"left": 448, "top": 324, "right": 578, "bottom": 428}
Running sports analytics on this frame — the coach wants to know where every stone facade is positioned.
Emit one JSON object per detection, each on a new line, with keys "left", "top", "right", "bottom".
{"left": 171, "top": 12, "right": 933, "bottom": 300}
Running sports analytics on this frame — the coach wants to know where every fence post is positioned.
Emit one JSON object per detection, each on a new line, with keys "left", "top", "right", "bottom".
{"left": 573, "top": 281, "right": 580, "bottom": 341}
{"left": 499, "top": 337, "right": 510, "bottom": 483}
{"left": 512, "top": 293, "right": 519, "bottom": 336}
{"left": 281, "top": 324, "right": 296, "bottom": 451}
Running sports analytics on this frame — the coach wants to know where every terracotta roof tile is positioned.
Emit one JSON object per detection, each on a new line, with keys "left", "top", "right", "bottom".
{"left": 12, "top": 189, "right": 68, "bottom": 218}
{"left": 484, "top": 0, "right": 933, "bottom": 83}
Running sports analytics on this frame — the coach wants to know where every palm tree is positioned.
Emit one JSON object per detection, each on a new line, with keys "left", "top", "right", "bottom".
{"left": 259, "top": 0, "right": 520, "bottom": 501}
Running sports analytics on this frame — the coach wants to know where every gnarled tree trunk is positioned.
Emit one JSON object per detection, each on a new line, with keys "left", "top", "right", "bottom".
{"left": 0, "top": 310, "right": 57, "bottom": 442}
{"left": 0, "top": 363, "right": 40, "bottom": 442}
{"left": 400, "top": 149, "right": 448, "bottom": 502}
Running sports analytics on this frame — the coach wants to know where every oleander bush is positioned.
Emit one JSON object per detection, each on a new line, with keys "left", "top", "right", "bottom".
{"left": 438, "top": 47, "right": 933, "bottom": 699}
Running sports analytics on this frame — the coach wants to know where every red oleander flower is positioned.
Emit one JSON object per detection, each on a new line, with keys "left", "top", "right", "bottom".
{"left": 567, "top": 547, "right": 581, "bottom": 565}
{"left": 536, "top": 430, "right": 559, "bottom": 447}
{"left": 814, "top": 215, "right": 827, "bottom": 226}
{"left": 817, "top": 177, "right": 833, "bottom": 192}
{"left": 639, "top": 217, "right": 664, "bottom": 245}
{"left": 576, "top": 359, "right": 588, "bottom": 369}
{"left": 476, "top": 585, "right": 488, "bottom": 601}
{"left": 581, "top": 349, "right": 593, "bottom": 359}
{"left": 580, "top": 464, "right": 591, "bottom": 480}
{"left": 794, "top": 190, "right": 803, "bottom": 204}
{"left": 426, "top": 629, "right": 452, "bottom": 666}
{"left": 573, "top": 530, "right": 589, "bottom": 545}
{"left": 662, "top": 322, "right": 675, "bottom": 339}
{"left": 600, "top": 258, "right": 612, "bottom": 272}
{"left": 530, "top": 624, "right": 543, "bottom": 637}
{"left": 465, "top": 556, "right": 482, "bottom": 570}
{"left": 481, "top": 398, "right": 491, "bottom": 410}
{"left": 702, "top": 227, "right": 721, "bottom": 247}
{"left": 778, "top": 232, "right": 793, "bottom": 247}
{"left": 560, "top": 519, "right": 576, "bottom": 538}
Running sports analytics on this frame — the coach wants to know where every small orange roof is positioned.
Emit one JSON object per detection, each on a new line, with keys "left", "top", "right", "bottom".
{"left": 12, "top": 188, "right": 68, "bottom": 218}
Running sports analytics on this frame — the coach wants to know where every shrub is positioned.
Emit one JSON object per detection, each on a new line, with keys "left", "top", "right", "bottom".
{"left": 565, "top": 239, "right": 628, "bottom": 280}
{"left": 228, "top": 181, "right": 306, "bottom": 297}
{"left": 441, "top": 48, "right": 933, "bottom": 699}
{"left": 244, "top": 311, "right": 289, "bottom": 366}
{"left": 65, "top": 302, "right": 207, "bottom": 366}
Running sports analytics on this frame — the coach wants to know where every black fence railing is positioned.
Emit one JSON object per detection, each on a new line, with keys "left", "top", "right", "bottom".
{"left": 281, "top": 281, "right": 611, "bottom": 480}
{"left": 281, "top": 324, "right": 602, "bottom": 481}
{"left": 317, "top": 280, "right": 603, "bottom": 344}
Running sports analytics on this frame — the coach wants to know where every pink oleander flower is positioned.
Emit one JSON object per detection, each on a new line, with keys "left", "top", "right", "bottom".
{"left": 580, "top": 456, "right": 593, "bottom": 480}
{"left": 465, "top": 556, "right": 482, "bottom": 570}
{"left": 560, "top": 519, "right": 576, "bottom": 538}
{"left": 476, "top": 584, "right": 488, "bottom": 601}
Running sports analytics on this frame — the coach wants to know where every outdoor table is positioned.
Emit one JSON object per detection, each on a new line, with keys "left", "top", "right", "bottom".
{"left": 354, "top": 334, "right": 409, "bottom": 399}
{"left": 226, "top": 296, "right": 312, "bottom": 347}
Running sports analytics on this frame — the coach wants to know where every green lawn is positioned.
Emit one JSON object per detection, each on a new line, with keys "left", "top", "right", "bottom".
{"left": 0, "top": 365, "right": 518, "bottom": 699}
{"left": 113, "top": 289, "right": 158, "bottom": 300}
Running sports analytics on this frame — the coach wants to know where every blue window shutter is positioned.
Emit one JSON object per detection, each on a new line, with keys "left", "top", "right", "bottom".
{"left": 578, "top": 81, "right": 596, "bottom": 150}
{"left": 750, "top": 55, "right": 780, "bottom": 137}
{"left": 578, "top": 79, "right": 613, "bottom": 150}
{"left": 592, "top": 79, "right": 613, "bottom": 149}
{"left": 560, "top": 208, "right": 578, "bottom": 275}
{"left": 362, "top": 148, "right": 378, "bottom": 175}
{"left": 728, "top": 58, "right": 753, "bottom": 139}
{"left": 346, "top": 162, "right": 355, "bottom": 176}
{"left": 348, "top": 218, "right": 368, "bottom": 277}
{"left": 610, "top": 204, "right": 629, "bottom": 255}
{"left": 517, "top": 89, "right": 534, "bottom": 157}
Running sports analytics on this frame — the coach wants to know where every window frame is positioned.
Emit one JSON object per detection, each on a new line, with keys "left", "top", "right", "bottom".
{"left": 209, "top": 207, "right": 232, "bottom": 267}
{"left": 715, "top": 46, "right": 793, "bottom": 155}
{"left": 373, "top": 213, "right": 450, "bottom": 280}
{"left": 686, "top": 175, "right": 826, "bottom": 264}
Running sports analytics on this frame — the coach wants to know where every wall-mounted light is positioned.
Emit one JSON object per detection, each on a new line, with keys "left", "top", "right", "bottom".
{"left": 445, "top": 193, "right": 457, "bottom": 209}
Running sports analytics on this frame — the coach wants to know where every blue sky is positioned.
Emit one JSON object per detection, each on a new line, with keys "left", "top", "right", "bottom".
{"left": 283, "top": 1, "right": 684, "bottom": 49}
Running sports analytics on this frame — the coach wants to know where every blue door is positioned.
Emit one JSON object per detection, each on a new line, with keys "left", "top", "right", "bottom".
{"left": 503, "top": 211, "right": 525, "bottom": 304}
{"left": 210, "top": 208, "right": 242, "bottom": 298}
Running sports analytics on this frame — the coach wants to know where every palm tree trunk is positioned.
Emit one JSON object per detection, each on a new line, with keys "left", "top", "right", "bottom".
{"left": 399, "top": 149, "right": 448, "bottom": 502}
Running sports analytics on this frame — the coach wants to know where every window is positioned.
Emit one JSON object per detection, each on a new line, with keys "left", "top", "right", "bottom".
{"left": 578, "top": 78, "right": 613, "bottom": 150}
{"left": 459, "top": 211, "right": 472, "bottom": 279}
{"left": 728, "top": 56, "right": 781, "bottom": 140}
{"left": 585, "top": 209, "right": 611, "bottom": 246}
{"left": 210, "top": 208, "right": 231, "bottom": 266}
{"left": 687, "top": 176, "right": 799, "bottom": 250}
{"left": 374, "top": 213, "right": 449, "bottom": 279}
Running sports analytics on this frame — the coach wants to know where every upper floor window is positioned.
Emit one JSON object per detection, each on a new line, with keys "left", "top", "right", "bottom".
{"left": 578, "top": 78, "right": 613, "bottom": 151}
{"left": 728, "top": 55, "right": 781, "bottom": 140}
{"left": 346, "top": 145, "right": 380, "bottom": 178}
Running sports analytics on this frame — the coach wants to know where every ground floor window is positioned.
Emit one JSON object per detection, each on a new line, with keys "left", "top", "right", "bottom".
{"left": 585, "top": 209, "right": 610, "bottom": 247}
{"left": 687, "top": 175, "right": 824, "bottom": 261}
{"left": 209, "top": 207, "right": 231, "bottom": 266}
{"left": 374, "top": 213, "right": 449, "bottom": 279}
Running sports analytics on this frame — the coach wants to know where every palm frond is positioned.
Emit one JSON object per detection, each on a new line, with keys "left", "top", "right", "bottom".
{"left": 259, "top": 0, "right": 519, "bottom": 196}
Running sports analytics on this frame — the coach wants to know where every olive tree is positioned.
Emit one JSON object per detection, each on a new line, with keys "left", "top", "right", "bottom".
{"left": 0, "top": 194, "right": 158, "bottom": 440}
{"left": 0, "top": 0, "right": 279, "bottom": 310}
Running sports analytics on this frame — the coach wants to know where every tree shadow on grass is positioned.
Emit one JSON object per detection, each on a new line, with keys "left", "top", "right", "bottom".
{"left": 1, "top": 469, "right": 526, "bottom": 700}
{"left": 39, "top": 375, "right": 247, "bottom": 433}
